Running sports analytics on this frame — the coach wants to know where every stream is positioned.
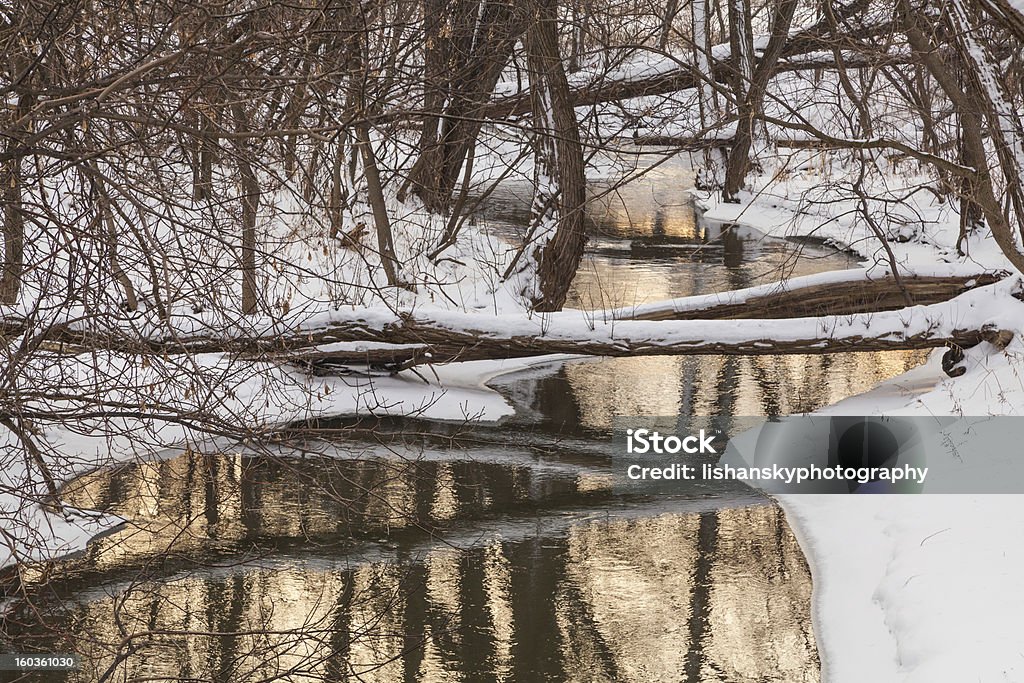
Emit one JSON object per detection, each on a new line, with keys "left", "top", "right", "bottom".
{"left": 1, "top": 153, "right": 928, "bottom": 682}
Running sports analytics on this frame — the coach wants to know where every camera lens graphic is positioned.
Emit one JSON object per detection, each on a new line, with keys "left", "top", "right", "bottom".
{"left": 836, "top": 421, "right": 900, "bottom": 470}
{"left": 835, "top": 419, "right": 900, "bottom": 492}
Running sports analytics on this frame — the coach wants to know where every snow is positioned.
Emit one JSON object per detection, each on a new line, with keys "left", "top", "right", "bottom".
{"left": 769, "top": 345, "right": 1024, "bottom": 681}
{"left": 10, "top": 151, "right": 1024, "bottom": 678}
{"left": 783, "top": 337, "right": 1024, "bottom": 682}
{"left": 302, "top": 340, "right": 427, "bottom": 353}
{"left": 781, "top": 493, "right": 1024, "bottom": 683}
{"left": 701, "top": 154, "right": 1024, "bottom": 682}
{"left": 415, "top": 270, "right": 1015, "bottom": 352}
{"left": 793, "top": 336, "right": 1024, "bottom": 683}
{"left": 606, "top": 263, "right": 995, "bottom": 321}
{"left": 693, "top": 164, "right": 1016, "bottom": 275}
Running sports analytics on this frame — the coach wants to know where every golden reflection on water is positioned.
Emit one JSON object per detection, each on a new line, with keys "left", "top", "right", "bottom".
{"left": 27, "top": 506, "right": 816, "bottom": 683}
{"left": 560, "top": 350, "right": 929, "bottom": 430}
{"left": 556, "top": 193, "right": 930, "bottom": 427}
{"left": 586, "top": 176, "right": 700, "bottom": 241}
{"left": 56, "top": 455, "right": 574, "bottom": 572}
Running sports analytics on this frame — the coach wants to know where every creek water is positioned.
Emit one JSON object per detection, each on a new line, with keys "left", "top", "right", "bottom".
{"left": 2, "top": 154, "right": 928, "bottom": 682}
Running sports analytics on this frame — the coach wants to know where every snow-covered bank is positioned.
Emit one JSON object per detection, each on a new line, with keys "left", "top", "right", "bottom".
{"left": 779, "top": 335, "right": 1024, "bottom": 682}
{"left": 705, "top": 159, "right": 1024, "bottom": 682}
{"left": 693, "top": 159, "right": 1015, "bottom": 274}
{"left": 782, "top": 494, "right": 1024, "bottom": 683}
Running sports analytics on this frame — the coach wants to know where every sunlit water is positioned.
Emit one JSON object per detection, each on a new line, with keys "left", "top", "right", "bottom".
{"left": 1, "top": 152, "right": 927, "bottom": 682}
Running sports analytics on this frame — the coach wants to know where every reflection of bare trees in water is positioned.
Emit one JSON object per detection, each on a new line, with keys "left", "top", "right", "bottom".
{"left": 684, "top": 510, "right": 719, "bottom": 681}
{"left": 5, "top": 476, "right": 818, "bottom": 682}
{"left": 42, "top": 452, "right": 581, "bottom": 570}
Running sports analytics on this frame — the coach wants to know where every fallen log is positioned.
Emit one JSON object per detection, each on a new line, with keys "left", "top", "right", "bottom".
{"left": 1, "top": 267, "right": 1012, "bottom": 378}
{"left": 288, "top": 275, "right": 1013, "bottom": 369}
{"left": 483, "top": 8, "right": 903, "bottom": 119}
{"left": 485, "top": 52, "right": 908, "bottom": 119}
{"left": 616, "top": 270, "right": 1006, "bottom": 321}
{"left": 296, "top": 325, "right": 984, "bottom": 370}
{"left": 628, "top": 135, "right": 866, "bottom": 150}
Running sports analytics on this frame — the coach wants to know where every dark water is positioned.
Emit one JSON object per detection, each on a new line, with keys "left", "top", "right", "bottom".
{"left": 1, "top": 153, "right": 926, "bottom": 682}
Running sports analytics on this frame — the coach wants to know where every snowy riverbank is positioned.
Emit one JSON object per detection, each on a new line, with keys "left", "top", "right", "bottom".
{"left": 779, "top": 336, "right": 1024, "bottom": 682}
{"left": 698, "top": 163, "right": 1024, "bottom": 682}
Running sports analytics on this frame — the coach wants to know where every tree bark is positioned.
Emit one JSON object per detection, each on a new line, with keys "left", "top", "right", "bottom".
{"left": 0, "top": 157, "right": 24, "bottom": 307}
{"left": 1, "top": 91, "right": 33, "bottom": 306}
{"left": 899, "top": 0, "right": 1024, "bottom": 274}
{"left": 1, "top": 271, "right": 1000, "bottom": 366}
{"left": 722, "top": 0, "right": 798, "bottom": 201}
{"left": 522, "top": 0, "right": 588, "bottom": 312}
{"left": 660, "top": 0, "right": 680, "bottom": 50}
{"left": 99, "top": 193, "right": 139, "bottom": 312}
{"left": 403, "top": 0, "right": 524, "bottom": 213}
{"left": 287, "top": 313, "right": 988, "bottom": 369}
{"left": 355, "top": 120, "right": 403, "bottom": 288}
{"left": 231, "top": 102, "right": 261, "bottom": 315}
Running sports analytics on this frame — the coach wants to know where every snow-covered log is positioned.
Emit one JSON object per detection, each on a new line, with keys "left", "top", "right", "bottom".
{"left": 483, "top": 8, "right": 899, "bottom": 119}
{"left": 0, "top": 272, "right": 1007, "bottom": 370}
{"left": 617, "top": 270, "right": 1004, "bottom": 321}
{"left": 285, "top": 284, "right": 1001, "bottom": 369}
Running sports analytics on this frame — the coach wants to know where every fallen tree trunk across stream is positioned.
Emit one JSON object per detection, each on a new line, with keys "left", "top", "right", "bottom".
{"left": 0, "top": 270, "right": 1010, "bottom": 370}
{"left": 271, "top": 271, "right": 1015, "bottom": 369}
{"left": 482, "top": 5, "right": 906, "bottom": 119}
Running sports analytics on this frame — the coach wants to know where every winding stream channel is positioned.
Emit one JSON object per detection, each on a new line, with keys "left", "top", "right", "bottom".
{"left": 2, "top": 154, "right": 928, "bottom": 682}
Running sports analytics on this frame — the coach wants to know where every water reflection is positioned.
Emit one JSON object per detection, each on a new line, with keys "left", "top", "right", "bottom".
{"left": 479, "top": 153, "right": 928, "bottom": 427}
{"left": 53, "top": 451, "right": 594, "bottom": 573}
{"left": 500, "top": 350, "right": 928, "bottom": 432}
{"left": 480, "top": 154, "right": 858, "bottom": 312}
{"left": 9, "top": 506, "right": 816, "bottom": 683}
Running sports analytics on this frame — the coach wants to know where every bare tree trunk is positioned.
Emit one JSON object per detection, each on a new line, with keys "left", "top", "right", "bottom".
{"left": 1, "top": 92, "right": 33, "bottom": 306}
{"left": 329, "top": 140, "right": 346, "bottom": 239}
{"left": 194, "top": 116, "right": 215, "bottom": 201}
{"left": 660, "top": 0, "right": 680, "bottom": 50}
{"left": 403, "top": 0, "right": 523, "bottom": 213}
{"left": 238, "top": 157, "right": 260, "bottom": 315}
{"left": 692, "top": 0, "right": 715, "bottom": 127}
{"left": 231, "top": 102, "right": 261, "bottom": 315}
{"left": 99, "top": 193, "right": 139, "bottom": 312}
{"left": 692, "top": 0, "right": 726, "bottom": 190}
{"left": 899, "top": 0, "right": 1024, "bottom": 274}
{"left": 345, "top": 15, "right": 403, "bottom": 289}
{"left": 195, "top": 94, "right": 219, "bottom": 202}
{"left": 355, "top": 121, "right": 403, "bottom": 288}
{"left": 0, "top": 157, "right": 24, "bottom": 306}
{"left": 722, "top": 0, "right": 798, "bottom": 201}
{"left": 523, "top": 0, "right": 588, "bottom": 312}
{"left": 568, "top": 5, "right": 583, "bottom": 72}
